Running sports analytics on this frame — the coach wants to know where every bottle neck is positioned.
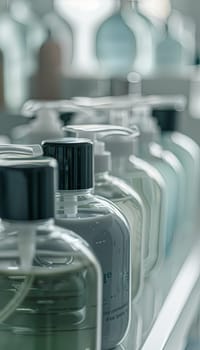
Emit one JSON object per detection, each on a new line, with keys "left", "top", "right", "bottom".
{"left": 95, "top": 171, "right": 109, "bottom": 180}
{"left": 56, "top": 189, "right": 93, "bottom": 218}
{"left": 111, "top": 156, "right": 129, "bottom": 175}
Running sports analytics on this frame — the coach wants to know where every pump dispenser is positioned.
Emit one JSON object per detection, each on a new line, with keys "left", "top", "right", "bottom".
{"left": 42, "top": 138, "right": 131, "bottom": 350}
{"left": 12, "top": 100, "right": 65, "bottom": 144}
{"left": 150, "top": 95, "right": 200, "bottom": 224}
{"left": 0, "top": 157, "right": 102, "bottom": 350}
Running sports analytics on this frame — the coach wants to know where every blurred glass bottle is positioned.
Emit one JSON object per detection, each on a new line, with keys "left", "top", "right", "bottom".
{"left": 155, "top": 11, "right": 195, "bottom": 72}
{"left": 0, "top": 156, "right": 102, "bottom": 350}
{"left": 10, "top": 0, "right": 46, "bottom": 82}
{"left": 122, "top": 0, "right": 155, "bottom": 75}
{"left": 151, "top": 95, "right": 200, "bottom": 225}
{"left": 168, "top": 8, "right": 196, "bottom": 66}
{"left": 96, "top": 0, "right": 136, "bottom": 77}
{"left": 30, "top": 0, "right": 73, "bottom": 99}
{"left": 0, "top": 0, "right": 27, "bottom": 110}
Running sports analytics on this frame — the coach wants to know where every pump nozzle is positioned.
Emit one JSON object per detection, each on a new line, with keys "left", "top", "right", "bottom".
{"left": 65, "top": 124, "right": 139, "bottom": 161}
{"left": 0, "top": 144, "right": 43, "bottom": 158}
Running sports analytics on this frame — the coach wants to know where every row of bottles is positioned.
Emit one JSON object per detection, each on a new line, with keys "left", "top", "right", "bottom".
{"left": 0, "top": 0, "right": 196, "bottom": 110}
{"left": 0, "top": 92, "right": 199, "bottom": 349}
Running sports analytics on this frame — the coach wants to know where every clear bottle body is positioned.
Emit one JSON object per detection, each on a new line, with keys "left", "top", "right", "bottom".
{"left": 55, "top": 190, "right": 131, "bottom": 350}
{"left": 94, "top": 172, "right": 144, "bottom": 300}
{"left": 0, "top": 219, "right": 102, "bottom": 350}
{"left": 162, "top": 132, "right": 200, "bottom": 224}
{"left": 110, "top": 154, "right": 165, "bottom": 339}
{"left": 111, "top": 155, "right": 166, "bottom": 270}
{"left": 139, "top": 142, "right": 186, "bottom": 254}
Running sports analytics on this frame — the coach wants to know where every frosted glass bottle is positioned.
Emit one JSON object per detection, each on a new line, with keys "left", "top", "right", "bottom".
{"left": 168, "top": 9, "right": 196, "bottom": 66}
{"left": 155, "top": 22, "right": 187, "bottom": 71}
{"left": 122, "top": 0, "right": 154, "bottom": 75}
{"left": 0, "top": 157, "right": 102, "bottom": 350}
{"left": 0, "top": 0, "right": 27, "bottom": 109}
{"left": 152, "top": 96, "right": 200, "bottom": 225}
{"left": 42, "top": 138, "right": 131, "bottom": 350}
{"left": 96, "top": 0, "right": 136, "bottom": 77}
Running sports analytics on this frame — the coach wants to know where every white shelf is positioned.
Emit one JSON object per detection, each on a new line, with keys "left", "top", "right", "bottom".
{"left": 141, "top": 241, "right": 200, "bottom": 350}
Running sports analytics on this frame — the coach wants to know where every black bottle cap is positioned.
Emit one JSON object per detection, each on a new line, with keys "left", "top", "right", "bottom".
{"left": 152, "top": 107, "right": 178, "bottom": 132}
{"left": 42, "top": 138, "right": 94, "bottom": 191}
{"left": 0, "top": 158, "right": 57, "bottom": 221}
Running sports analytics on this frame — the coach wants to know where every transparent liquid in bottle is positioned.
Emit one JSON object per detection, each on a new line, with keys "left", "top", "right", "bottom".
{"left": 0, "top": 223, "right": 100, "bottom": 350}
{"left": 56, "top": 195, "right": 130, "bottom": 350}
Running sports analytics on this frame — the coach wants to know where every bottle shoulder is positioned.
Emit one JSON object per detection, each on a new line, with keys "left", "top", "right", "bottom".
{"left": 166, "top": 132, "right": 200, "bottom": 159}
{"left": 95, "top": 172, "right": 144, "bottom": 206}
{"left": 129, "top": 154, "right": 165, "bottom": 189}
{"left": 97, "top": 12, "right": 135, "bottom": 39}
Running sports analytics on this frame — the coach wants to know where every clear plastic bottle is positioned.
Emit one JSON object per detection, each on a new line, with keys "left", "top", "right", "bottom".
{"left": 0, "top": 0, "right": 27, "bottom": 109}
{"left": 0, "top": 157, "right": 102, "bottom": 350}
{"left": 64, "top": 124, "right": 144, "bottom": 299}
{"left": 102, "top": 125, "right": 167, "bottom": 336}
{"left": 42, "top": 138, "right": 131, "bottom": 350}
{"left": 64, "top": 124, "right": 145, "bottom": 349}
{"left": 151, "top": 95, "right": 200, "bottom": 226}
{"left": 95, "top": 0, "right": 136, "bottom": 77}
{"left": 131, "top": 104, "right": 186, "bottom": 253}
